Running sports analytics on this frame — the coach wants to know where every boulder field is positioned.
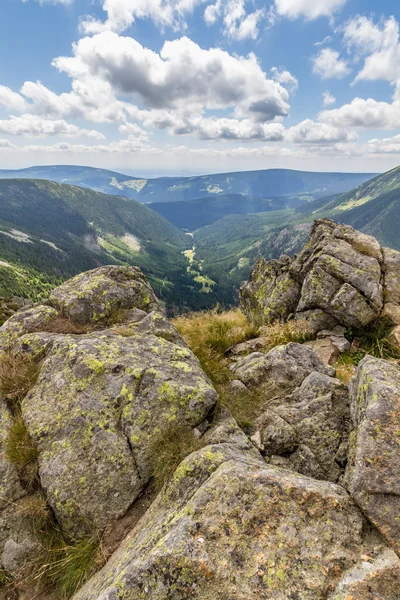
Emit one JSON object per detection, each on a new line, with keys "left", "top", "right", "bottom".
{"left": 0, "top": 227, "right": 399, "bottom": 599}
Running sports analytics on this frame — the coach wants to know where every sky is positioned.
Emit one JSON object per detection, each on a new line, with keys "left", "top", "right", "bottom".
{"left": 0, "top": 0, "right": 399, "bottom": 175}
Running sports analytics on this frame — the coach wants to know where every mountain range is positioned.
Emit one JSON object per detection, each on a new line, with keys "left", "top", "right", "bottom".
{"left": 0, "top": 165, "right": 399, "bottom": 310}
{"left": 0, "top": 165, "right": 375, "bottom": 204}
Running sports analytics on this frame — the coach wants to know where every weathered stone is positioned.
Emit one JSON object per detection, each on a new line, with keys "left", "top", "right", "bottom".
{"left": 1, "top": 538, "right": 40, "bottom": 577}
{"left": 296, "top": 309, "right": 339, "bottom": 334}
{"left": 240, "top": 256, "right": 301, "bottom": 325}
{"left": 225, "top": 379, "right": 250, "bottom": 396}
{"left": 388, "top": 325, "right": 400, "bottom": 351}
{"left": 328, "top": 546, "right": 400, "bottom": 600}
{"left": 383, "top": 247, "right": 400, "bottom": 305}
{"left": 49, "top": 265, "right": 159, "bottom": 324}
{"left": 305, "top": 338, "right": 340, "bottom": 365}
{"left": 345, "top": 357, "right": 400, "bottom": 555}
{"left": 231, "top": 342, "right": 334, "bottom": 399}
{"left": 382, "top": 302, "right": 400, "bottom": 325}
{"left": 225, "top": 337, "right": 269, "bottom": 358}
{"left": 21, "top": 330, "right": 217, "bottom": 537}
{"left": 257, "top": 372, "right": 350, "bottom": 482}
{"left": 0, "top": 305, "right": 58, "bottom": 351}
{"left": 255, "top": 409, "right": 297, "bottom": 455}
{"left": 240, "top": 220, "right": 393, "bottom": 332}
{"left": 72, "top": 441, "right": 373, "bottom": 600}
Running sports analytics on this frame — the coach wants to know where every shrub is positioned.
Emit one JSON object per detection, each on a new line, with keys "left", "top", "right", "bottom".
{"left": 148, "top": 422, "right": 203, "bottom": 491}
{"left": 0, "top": 351, "right": 39, "bottom": 404}
{"left": 4, "top": 416, "right": 38, "bottom": 489}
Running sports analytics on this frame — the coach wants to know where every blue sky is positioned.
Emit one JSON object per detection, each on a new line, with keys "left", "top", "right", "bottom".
{"left": 0, "top": 0, "right": 399, "bottom": 175}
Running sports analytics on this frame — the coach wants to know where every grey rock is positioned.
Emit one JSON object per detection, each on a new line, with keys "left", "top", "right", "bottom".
{"left": 231, "top": 342, "right": 335, "bottom": 399}
{"left": 49, "top": 265, "right": 159, "bottom": 324}
{"left": 345, "top": 356, "right": 400, "bottom": 555}
{"left": 72, "top": 440, "right": 376, "bottom": 600}
{"left": 383, "top": 247, "right": 400, "bottom": 305}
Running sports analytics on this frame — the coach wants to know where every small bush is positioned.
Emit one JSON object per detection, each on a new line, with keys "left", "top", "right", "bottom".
{"left": 39, "top": 317, "right": 96, "bottom": 335}
{"left": 259, "top": 319, "right": 315, "bottom": 350}
{"left": 148, "top": 423, "right": 203, "bottom": 491}
{"left": 0, "top": 351, "right": 39, "bottom": 404}
{"left": 4, "top": 416, "right": 38, "bottom": 489}
{"left": 358, "top": 320, "right": 400, "bottom": 361}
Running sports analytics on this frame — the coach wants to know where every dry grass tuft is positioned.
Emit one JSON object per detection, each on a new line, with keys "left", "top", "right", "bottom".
{"left": 259, "top": 319, "right": 315, "bottom": 350}
{"left": 173, "top": 309, "right": 259, "bottom": 386}
{"left": 0, "top": 351, "right": 39, "bottom": 404}
{"left": 147, "top": 422, "right": 203, "bottom": 492}
{"left": 39, "top": 317, "right": 97, "bottom": 335}
{"left": 15, "top": 493, "right": 51, "bottom": 531}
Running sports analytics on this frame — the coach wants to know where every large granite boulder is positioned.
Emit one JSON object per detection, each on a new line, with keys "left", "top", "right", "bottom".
{"left": 73, "top": 433, "right": 400, "bottom": 600}
{"left": 0, "top": 267, "right": 217, "bottom": 548}
{"left": 48, "top": 265, "right": 159, "bottom": 324}
{"left": 240, "top": 219, "right": 398, "bottom": 332}
{"left": 345, "top": 356, "right": 400, "bottom": 555}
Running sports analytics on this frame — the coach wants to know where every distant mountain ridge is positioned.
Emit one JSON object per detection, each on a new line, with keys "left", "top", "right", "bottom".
{"left": 0, "top": 165, "right": 377, "bottom": 204}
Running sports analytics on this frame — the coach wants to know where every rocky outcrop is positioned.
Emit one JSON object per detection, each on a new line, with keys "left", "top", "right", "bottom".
{"left": 73, "top": 424, "right": 400, "bottom": 600}
{"left": 1, "top": 263, "right": 400, "bottom": 599}
{"left": 345, "top": 356, "right": 400, "bottom": 555}
{"left": 240, "top": 219, "right": 400, "bottom": 332}
{"left": 0, "top": 266, "right": 217, "bottom": 562}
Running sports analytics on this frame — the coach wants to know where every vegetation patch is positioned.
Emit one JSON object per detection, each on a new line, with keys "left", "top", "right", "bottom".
{"left": 0, "top": 351, "right": 40, "bottom": 405}
{"left": 259, "top": 319, "right": 315, "bottom": 350}
{"left": 4, "top": 416, "right": 38, "bottom": 490}
{"left": 148, "top": 422, "right": 203, "bottom": 492}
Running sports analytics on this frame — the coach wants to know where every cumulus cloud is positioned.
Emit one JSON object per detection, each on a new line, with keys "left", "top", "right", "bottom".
{"left": 53, "top": 33, "right": 291, "bottom": 121}
{"left": 274, "top": 0, "right": 347, "bottom": 20}
{"left": 207, "top": 0, "right": 269, "bottom": 41}
{"left": 0, "top": 138, "right": 17, "bottom": 149}
{"left": 0, "top": 114, "right": 105, "bottom": 138}
{"left": 312, "top": 48, "right": 351, "bottom": 79}
{"left": 287, "top": 119, "right": 357, "bottom": 145}
{"left": 320, "top": 97, "right": 400, "bottom": 129}
{"left": 344, "top": 16, "right": 400, "bottom": 86}
{"left": 322, "top": 91, "right": 336, "bottom": 106}
{"left": 365, "top": 134, "right": 400, "bottom": 155}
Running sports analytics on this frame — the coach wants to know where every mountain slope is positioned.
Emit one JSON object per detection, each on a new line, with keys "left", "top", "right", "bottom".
{"left": 0, "top": 165, "right": 377, "bottom": 204}
{"left": 0, "top": 179, "right": 211, "bottom": 308}
{"left": 299, "top": 165, "right": 400, "bottom": 250}
{"left": 150, "top": 194, "right": 305, "bottom": 230}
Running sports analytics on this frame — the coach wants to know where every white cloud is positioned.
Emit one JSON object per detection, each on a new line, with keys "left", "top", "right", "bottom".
{"left": 365, "top": 134, "right": 400, "bottom": 155}
{"left": 53, "top": 33, "right": 291, "bottom": 121}
{"left": 271, "top": 67, "right": 298, "bottom": 93}
{"left": 220, "top": 0, "right": 267, "bottom": 40}
{"left": 344, "top": 16, "right": 400, "bottom": 86}
{"left": 319, "top": 97, "right": 400, "bottom": 130}
{"left": 118, "top": 122, "right": 150, "bottom": 139}
{"left": 0, "top": 114, "right": 105, "bottom": 138}
{"left": 274, "top": 0, "right": 347, "bottom": 20}
{"left": 0, "top": 86, "right": 28, "bottom": 112}
{"left": 174, "top": 117, "right": 285, "bottom": 140}
{"left": 287, "top": 119, "right": 357, "bottom": 145}
{"left": 312, "top": 48, "right": 350, "bottom": 79}
{"left": 80, "top": 0, "right": 205, "bottom": 34}
{"left": 322, "top": 91, "right": 336, "bottom": 106}
{"left": 0, "top": 138, "right": 16, "bottom": 149}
